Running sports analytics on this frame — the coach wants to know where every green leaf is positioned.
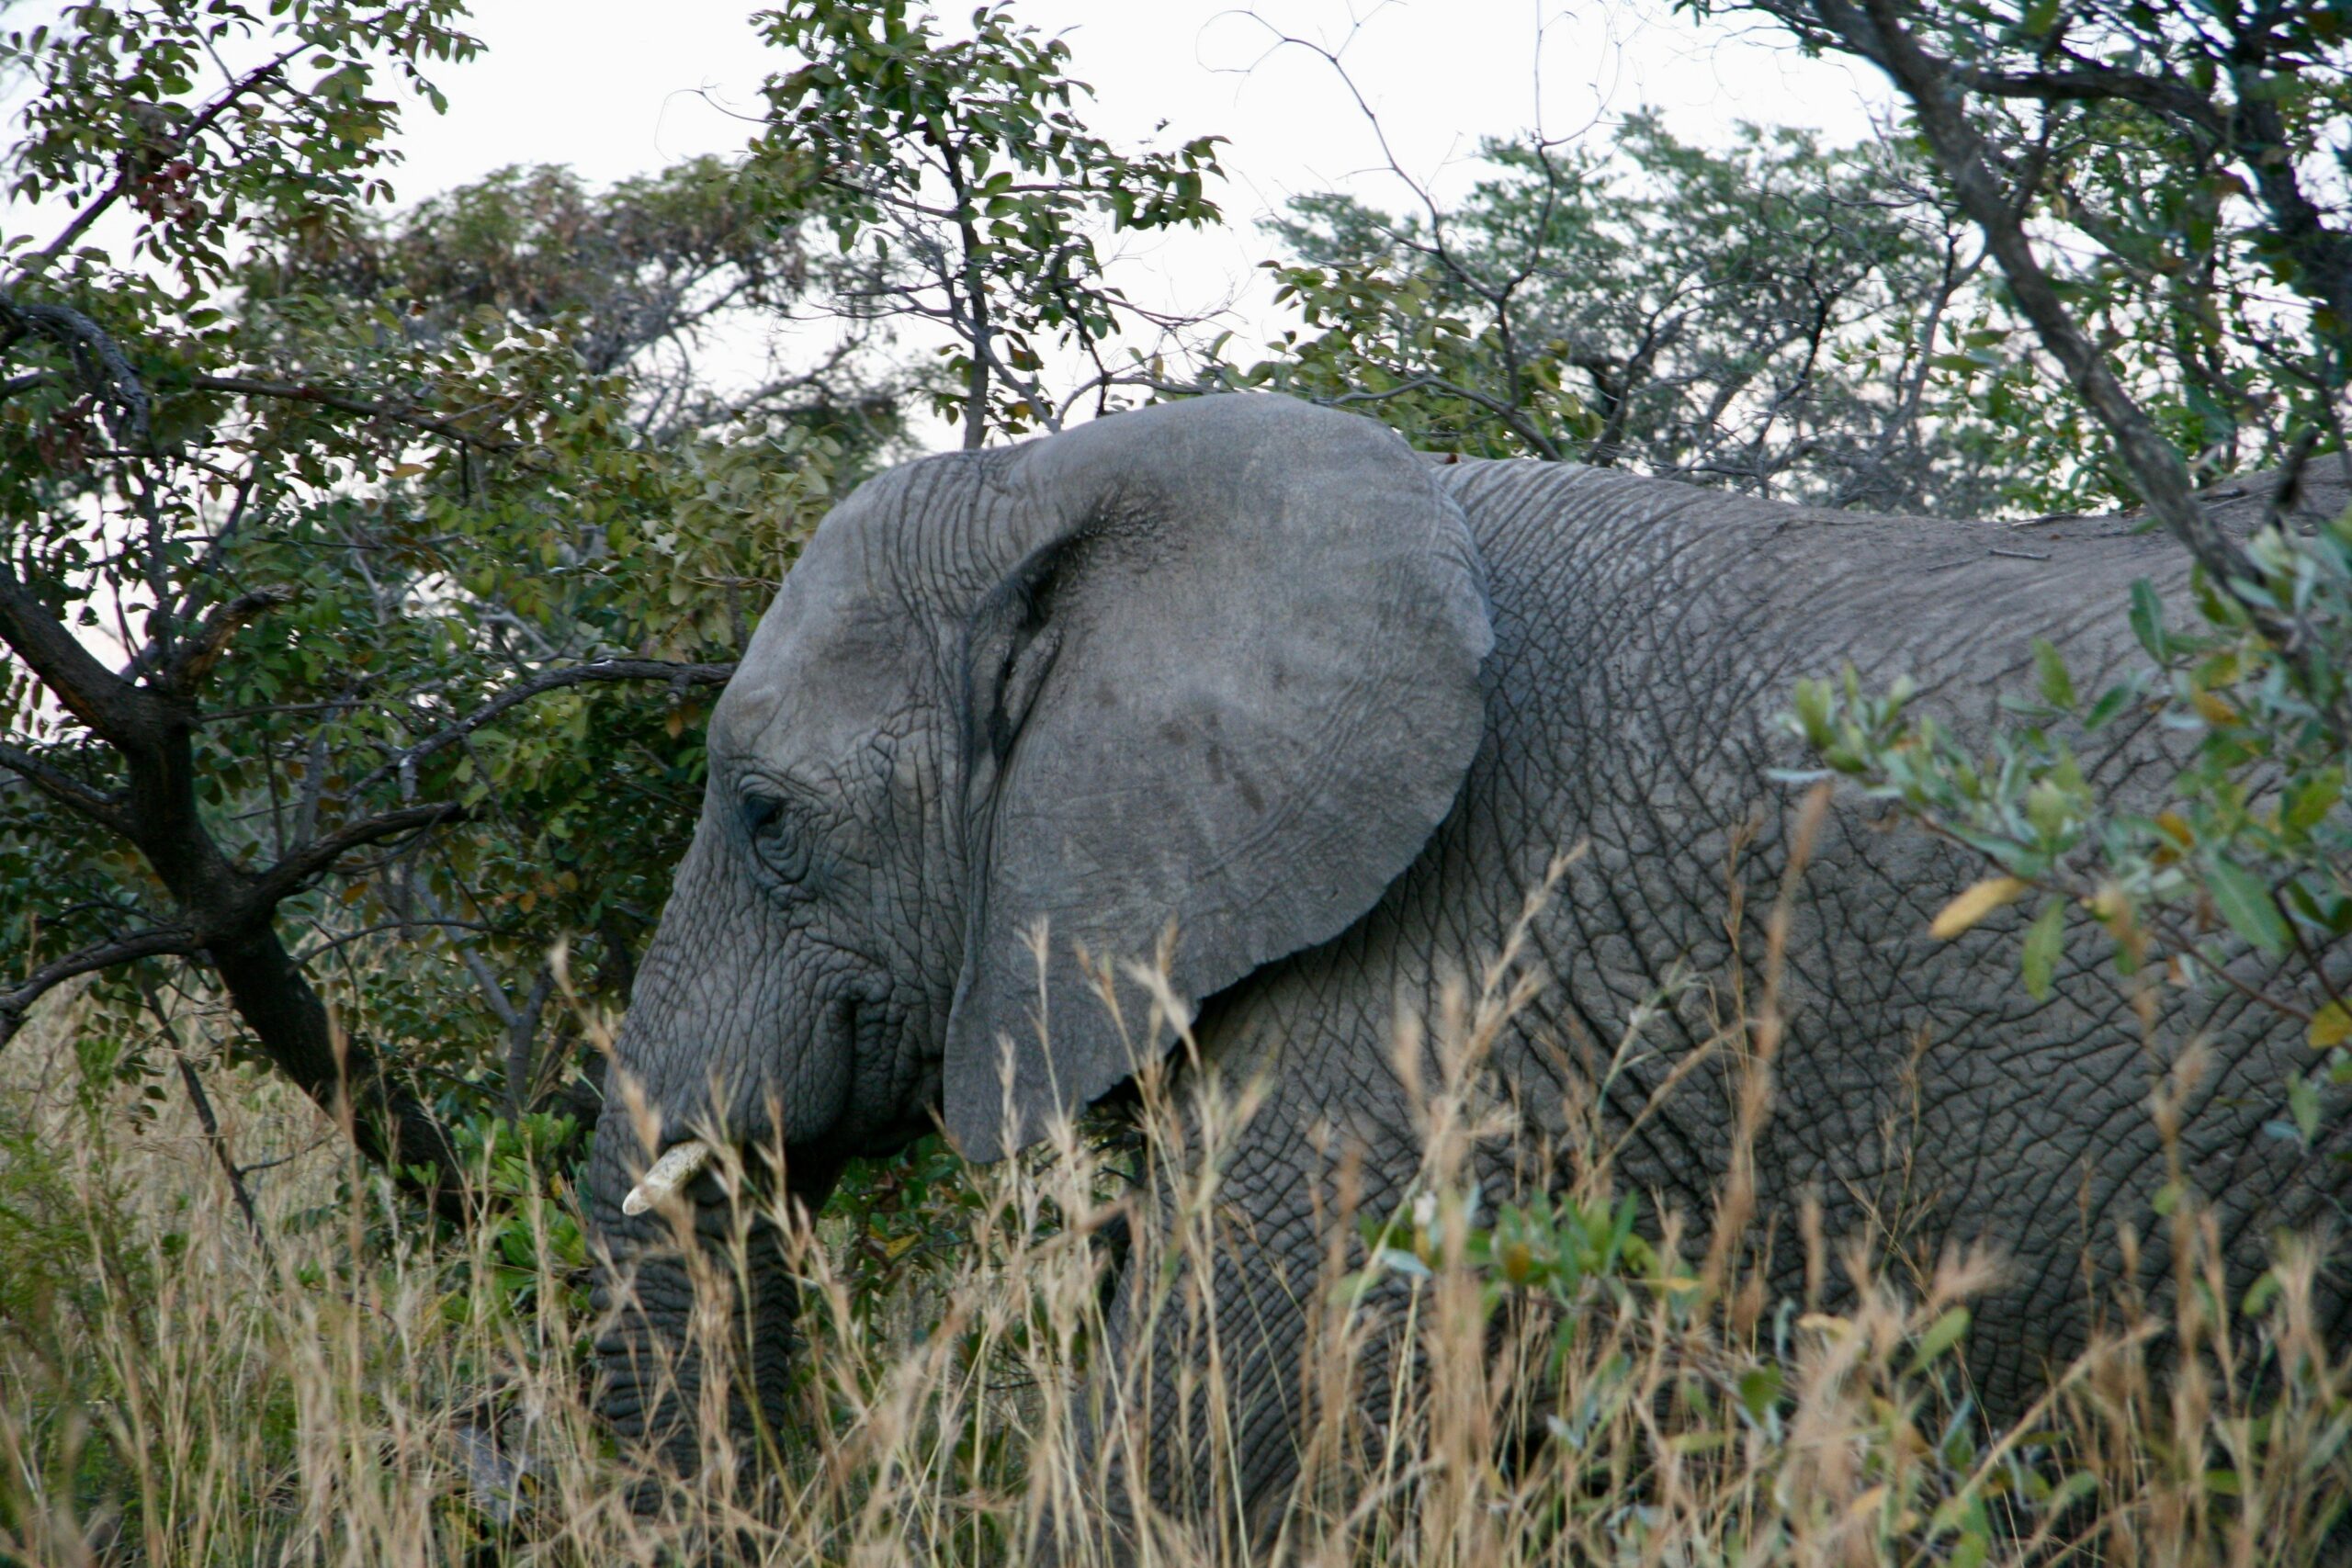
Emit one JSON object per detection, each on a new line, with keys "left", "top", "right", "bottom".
{"left": 2024, "top": 779, "right": 2074, "bottom": 841}
{"left": 2083, "top": 682, "right": 2135, "bottom": 730}
{"left": 2044, "top": 1471, "right": 2099, "bottom": 1515}
{"left": 1737, "top": 1365, "right": 1782, "bottom": 1419}
{"left": 2020, "top": 899, "right": 2065, "bottom": 999}
{"left": 2129, "top": 580, "right": 2167, "bottom": 660}
{"left": 2205, "top": 855, "right": 2290, "bottom": 955}
{"left": 2289, "top": 1072, "right": 2321, "bottom": 1146}
{"left": 1792, "top": 677, "right": 1836, "bottom": 750}
{"left": 2284, "top": 768, "right": 2344, "bottom": 834}
{"left": 2030, "top": 637, "right": 2075, "bottom": 709}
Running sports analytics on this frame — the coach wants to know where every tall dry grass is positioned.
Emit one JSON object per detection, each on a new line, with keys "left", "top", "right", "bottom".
{"left": 2, "top": 880, "right": 2348, "bottom": 1566}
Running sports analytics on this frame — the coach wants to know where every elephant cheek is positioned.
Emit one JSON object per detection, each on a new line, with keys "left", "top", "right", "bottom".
{"left": 612, "top": 866, "right": 840, "bottom": 1151}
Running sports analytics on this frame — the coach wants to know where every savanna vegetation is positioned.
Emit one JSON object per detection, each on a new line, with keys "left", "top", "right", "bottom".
{"left": 2, "top": 1, "right": 2349, "bottom": 1562}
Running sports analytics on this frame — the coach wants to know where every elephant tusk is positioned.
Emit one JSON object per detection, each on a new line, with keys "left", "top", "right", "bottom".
{"left": 622, "top": 1139, "right": 716, "bottom": 1216}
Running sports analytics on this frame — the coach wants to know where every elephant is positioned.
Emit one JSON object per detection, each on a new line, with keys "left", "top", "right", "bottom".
{"left": 583, "top": 391, "right": 2350, "bottom": 1535}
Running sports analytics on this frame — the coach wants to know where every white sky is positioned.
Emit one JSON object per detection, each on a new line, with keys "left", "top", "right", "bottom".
{"left": 398, "top": 1, "right": 1893, "bottom": 200}
{"left": 385, "top": 1, "right": 1899, "bottom": 439}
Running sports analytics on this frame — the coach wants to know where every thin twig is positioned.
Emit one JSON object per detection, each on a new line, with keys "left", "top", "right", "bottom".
{"left": 14, "top": 50, "right": 300, "bottom": 280}
{"left": 176, "top": 1053, "right": 271, "bottom": 1252}
{"left": 141, "top": 977, "right": 275, "bottom": 1258}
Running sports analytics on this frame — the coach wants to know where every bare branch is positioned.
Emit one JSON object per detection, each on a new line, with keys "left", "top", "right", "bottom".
{"left": 134, "top": 977, "right": 275, "bottom": 1253}
{"left": 291, "top": 917, "right": 490, "bottom": 964}
{"left": 243, "top": 803, "right": 468, "bottom": 917}
{"left": 0, "top": 927, "right": 198, "bottom": 1048}
{"left": 190, "top": 376, "right": 522, "bottom": 452}
{"left": 353, "top": 659, "right": 735, "bottom": 798}
{"left": 0, "top": 740, "right": 131, "bottom": 835}
{"left": 176, "top": 1047, "right": 271, "bottom": 1252}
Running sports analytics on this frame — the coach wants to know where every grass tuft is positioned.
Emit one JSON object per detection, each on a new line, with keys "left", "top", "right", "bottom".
{"left": 3, "top": 913, "right": 2348, "bottom": 1566}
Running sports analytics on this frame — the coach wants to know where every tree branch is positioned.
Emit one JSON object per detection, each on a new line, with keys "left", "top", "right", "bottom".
{"left": 0, "top": 295, "right": 151, "bottom": 441}
{"left": 0, "top": 559, "right": 159, "bottom": 749}
{"left": 15, "top": 50, "right": 300, "bottom": 282}
{"left": 1833, "top": 0, "right": 2249, "bottom": 586}
{"left": 242, "top": 803, "right": 468, "bottom": 918}
{"left": 1824, "top": 0, "right": 2352, "bottom": 736}
{"left": 159, "top": 583, "right": 299, "bottom": 695}
{"left": 177, "top": 1047, "right": 271, "bottom": 1252}
{"left": 0, "top": 927, "right": 198, "bottom": 1048}
{"left": 353, "top": 659, "right": 735, "bottom": 798}
{"left": 1316, "top": 373, "right": 1567, "bottom": 461}
{"left": 135, "top": 977, "right": 275, "bottom": 1254}
{"left": 201, "top": 920, "right": 475, "bottom": 1224}
{"left": 189, "top": 376, "right": 521, "bottom": 452}
{"left": 2227, "top": 85, "right": 2352, "bottom": 357}
{"left": 1955, "top": 62, "right": 2222, "bottom": 134}
{"left": 0, "top": 741, "right": 131, "bottom": 835}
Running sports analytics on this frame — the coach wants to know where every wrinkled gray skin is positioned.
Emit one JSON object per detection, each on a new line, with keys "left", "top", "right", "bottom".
{"left": 585, "top": 394, "right": 2350, "bottom": 1529}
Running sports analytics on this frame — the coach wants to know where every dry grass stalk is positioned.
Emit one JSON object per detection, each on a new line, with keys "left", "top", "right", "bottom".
{"left": 2, "top": 862, "right": 2348, "bottom": 1566}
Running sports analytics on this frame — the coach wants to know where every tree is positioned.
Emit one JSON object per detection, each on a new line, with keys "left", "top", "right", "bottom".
{"left": 1230, "top": 112, "right": 2023, "bottom": 514}
{"left": 0, "top": 5, "right": 896, "bottom": 1215}
{"left": 751, "top": 0, "right": 1226, "bottom": 448}
{"left": 1722, "top": 1, "right": 2351, "bottom": 661}
{"left": 273, "top": 157, "right": 906, "bottom": 448}
{"left": 1722, "top": 4, "right": 2352, "bottom": 1090}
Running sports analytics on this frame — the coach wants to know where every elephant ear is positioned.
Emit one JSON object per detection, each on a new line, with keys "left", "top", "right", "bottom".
{"left": 941, "top": 395, "right": 1492, "bottom": 1161}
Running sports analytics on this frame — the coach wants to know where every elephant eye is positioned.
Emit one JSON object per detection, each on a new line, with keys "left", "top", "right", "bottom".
{"left": 740, "top": 792, "right": 811, "bottom": 884}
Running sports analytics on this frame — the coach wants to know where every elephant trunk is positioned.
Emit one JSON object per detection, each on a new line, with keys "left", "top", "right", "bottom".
{"left": 585, "top": 1099, "right": 806, "bottom": 1489}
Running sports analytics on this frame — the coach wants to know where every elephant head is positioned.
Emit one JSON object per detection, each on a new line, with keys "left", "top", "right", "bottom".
{"left": 584, "top": 394, "right": 1493, "bottom": 1469}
